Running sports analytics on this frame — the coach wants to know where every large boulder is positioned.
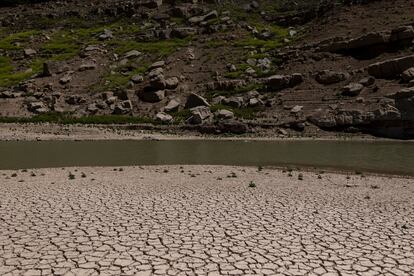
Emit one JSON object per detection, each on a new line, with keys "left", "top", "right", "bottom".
{"left": 367, "top": 55, "right": 414, "bottom": 79}
{"left": 401, "top": 67, "right": 414, "bottom": 82}
{"left": 188, "top": 106, "right": 212, "bottom": 124}
{"left": 138, "top": 90, "right": 165, "bottom": 103}
{"left": 341, "top": 83, "right": 364, "bottom": 96}
{"left": 185, "top": 93, "right": 210, "bottom": 108}
{"left": 315, "top": 70, "right": 349, "bottom": 84}
{"left": 155, "top": 112, "right": 173, "bottom": 123}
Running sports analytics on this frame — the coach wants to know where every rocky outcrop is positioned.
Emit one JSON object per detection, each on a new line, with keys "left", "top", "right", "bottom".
{"left": 367, "top": 55, "right": 414, "bottom": 79}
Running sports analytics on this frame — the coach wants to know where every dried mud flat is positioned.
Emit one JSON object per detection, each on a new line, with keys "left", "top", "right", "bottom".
{"left": 0, "top": 165, "right": 413, "bottom": 276}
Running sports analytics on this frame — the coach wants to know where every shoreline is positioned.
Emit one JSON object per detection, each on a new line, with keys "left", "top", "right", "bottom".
{"left": 1, "top": 122, "right": 413, "bottom": 142}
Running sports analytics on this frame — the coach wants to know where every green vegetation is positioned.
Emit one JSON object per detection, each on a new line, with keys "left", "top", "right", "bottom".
{"left": 108, "top": 37, "right": 191, "bottom": 56}
{"left": 0, "top": 30, "right": 40, "bottom": 50}
{"left": 102, "top": 65, "right": 148, "bottom": 90}
{"left": 0, "top": 56, "right": 33, "bottom": 87}
{"left": 211, "top": 104, "right": 263, "bottom": 120}
{"left": 0, "top": 113, "right": 156, "bottom": 125}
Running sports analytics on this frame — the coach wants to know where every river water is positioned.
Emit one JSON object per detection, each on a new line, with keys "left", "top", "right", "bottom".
{"left": 1, "top": 140, "right": 413, "bottom": 175}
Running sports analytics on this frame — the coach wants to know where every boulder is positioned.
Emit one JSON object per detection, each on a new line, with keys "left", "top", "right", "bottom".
{"left": 24, "top": 48, "right": 36, "bottom": 57}
{"left": 401, "top": 67, "right": 414, "bottom": 82}
{"left": 149, "top": 61, "right": 165, "bottom": 70}
{"left": 215, "top": 109, "right": 234, "bottom": 119}
{"left": 224, "top": 97, "right": 244, "bottom": 108}
{"left": 266, "top": 75, "right": 290, "bottom": 90}
{"left": 138, "top": 90, "right": 165, "bottom": 103}
{"left": 172, "top": 27, "right": 198, "bottom": 38}
{"left": 390, "top": 26, "right": 414, "bottom": 42}
{"left": 315, "top": 70, "right": 349, "bottom": 84}
{"left": 188, "top": 106, "right": 212, "bottom": 124}
{"left": 131, "top": 74, "right": 144, "bottom": 84}
{"left": 359, "top": 76, "right": 375, "bottom": 86}
{"left": 291, "top": 105, "right": 303, "bottom": 113}
{"left": 42, "top": 61, "right": 68, "bottom": 76}
{"left": 164, "top": 99, "right": 180, "bottom": 112}
{"left": 367, "top": 55, "right": 414, "bottom": 79}
{"left": 79, "top": 62, "right": 97, "bottom": 72}
{"left": 341, "top": 83, "right": 364, "bottom": 96}
{"left": 156, "top": 112, "right": 173, "bottom": 123}
{"left": 165, "top": 77, "right": 179, "bottom": 89}
{"left": 185, "top": 93, "right": 210, "bottom": 108}
{"left": 28, "top": 101, "right": 48, "bottom": 114}
{"left": 99, "top": 29, "right": 113, "bottom": 40}
{"left": 188, "top": 10, "right": 218, "bottom": 25}
{"left": 124, "top": 50, "right": 142, "bottom": 59}
{"left": 66, "top": 95, "right": 85, "bottom": 105}
{"left": 386, "top": 87, "right": 414, "bottom": 99}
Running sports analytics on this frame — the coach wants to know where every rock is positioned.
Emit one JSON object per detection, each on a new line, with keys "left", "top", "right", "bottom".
{"left": 148, "top": 67, "right": 164, "bottom": 79}
{"left": 172, "top": 27, "right": 198, "bottom": 38}
{"left": 185, "top": 93, "right": 210, "bottom": 108}
{"left": 188, "top": 10, "right": 218, "bottom": 25}
{"left": 165, "top": 77, "right": 179, "bottom": 89}
{"left": 42, "top": 61, "right": 67, "bottom": 76}
{"left": 319, "top": 32, "right": 389, "bottom": 53}
{"left": 112, "top": 100, "right": 133, "bottom": 115}
{"left": 315, "top": 70, "right": 349, "bottom": 84}
{"left": 390, "top": 26, "right": 414, "bottom": 42}
{"left": 266, "top": 75, "right": 290, "bottom": 90}
{"left": 359, "top": 76, "right": 375, "bottom": 86}
{"left": 142, "top": 0, "right": 162, "bottom": 8}
{"left": 131, "top": 74, "right": 144, "bottom": 84}
{"left": 224, "top": 97, "right": 244, "bottom": 108}
{"left": 246, "top": 58, "right": 257, "bottom": 66}
{"left": 248, "top": 98, "right": 261, "bottom": 107}
{"left": 188, "top": 106, "right": 212, "bottom": 124}
{"left": 138, "top": 90, "right": 165, "bottom": 103}
{"left": 205, "top": 80, "right": 246, "bottom": 91}
{"left": 341, "top": 83, "right": 364, "bottom": 96}
{"left": 164, "top": 99, "right": 180, "bottom": 112}
{"left": 79, "top": 63, "right": 97, "bottom": 71}
{"left": 59, "top": 74, "right": 72, "bottom": 85}
{"left": 66, "top": 95, "right": 85, "bottom": 105}
{"left": 367, "top": 55, "right": 414, "bottom": 79}
{"left": 215, "top": 109, "right": 234, "bottom": 119}
{"left": 87, "top": 103, "right": 99, "bottom": 114}
{"left": 24, "top": 48, "right": 36, "bottom": 57}
{"left": 149, "top": 75, "right": 166, "bottom": 90}
{"left": 124, "top": 50, "right": 142, "bottom": 59}
{"left": 401, "top": 67, "right": 414, "bottom": 82}
{"left": 28, "top": 101, "right": 48, "bottom": 114}
{"left": 291, "top": 105, "right": 303, "bottom": 113}
{"left": 99, "top": 29, "right": 113, "bottom": 40}
{"left": 212, "top": 96, "right": 226, "bottom": 105}
{"left": 289, "top": 73, "right": 304, "bottom": 86}
{"left": 245, "top": 67, "right": 256, "bottom": 75}
{"left": 386, "top": 87, "right": 414, "bottom": 99}
{"left": 149, "top": 61, "right": 165, "bottom": 69}
{"left": 156, "top": 112, "right": 173, "bottom": 123}
{"left": 102, "top": 91, "right": 114, "bottom": 101}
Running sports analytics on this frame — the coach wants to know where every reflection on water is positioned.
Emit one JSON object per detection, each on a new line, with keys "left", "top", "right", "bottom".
{"left": 1, "top": 140, "right": 414, "bottom": 175}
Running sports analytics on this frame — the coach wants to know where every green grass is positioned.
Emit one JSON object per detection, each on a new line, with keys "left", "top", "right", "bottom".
{"left": 0, "top": 113, "right": 157, "bottom": 125}
{"left": 0, "top": 56, "right": 33, "bottom": 87}
{"left": 108, "top": 38, "right": 191, "bottom": 56}
{"left": 0, "top": 30, "right": 40, "bottom": 50}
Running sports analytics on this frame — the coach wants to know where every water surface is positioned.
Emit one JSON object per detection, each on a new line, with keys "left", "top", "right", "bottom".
{"left": 1, "top": 140, "right": 413, "bottom": 175}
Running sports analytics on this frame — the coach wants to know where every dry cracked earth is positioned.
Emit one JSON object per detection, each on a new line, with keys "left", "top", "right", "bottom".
{"left": 0, "top": 166, "right": 413, "bottom": 276}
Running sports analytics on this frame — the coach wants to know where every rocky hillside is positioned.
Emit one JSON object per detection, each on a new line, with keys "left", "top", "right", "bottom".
{"left": 0, "top": 0, "right": 414, "bottom": 138}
